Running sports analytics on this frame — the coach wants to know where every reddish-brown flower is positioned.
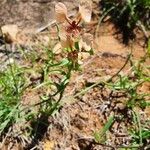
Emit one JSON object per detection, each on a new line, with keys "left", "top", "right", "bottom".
{"left": 55, "top": 2, "right": 92, "bottom": 48}
{"left": 55, "top": 1, "right": 93, "bottom": 65}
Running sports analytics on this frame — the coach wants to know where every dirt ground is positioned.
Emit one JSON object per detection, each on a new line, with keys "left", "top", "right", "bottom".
{"left": 0, "top": 0, "right": 77, "bottom": 30}
{"left": 0, "top": 0, "right": 150, "bottom": 150}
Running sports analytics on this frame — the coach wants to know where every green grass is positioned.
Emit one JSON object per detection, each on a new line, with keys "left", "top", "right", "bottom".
{"left": 93, "top": 40, "right": 150, "bottom": 148}
{"left": 100, "top": 0, "right": 150, "bottom": 43}
{"left": 130, "top": 110, "right": 150, "bottom": 148}
{"left": 108, "top": 51, "right": 150, "bottom": 109}
{"left": 94, "top": 115, "right": 115, "bottom": 143}
{"left": 0, "top": 33, "right": 87, "bottom": 139}
{"left": 0, "top": 63, "right": 26, "bottom": 133}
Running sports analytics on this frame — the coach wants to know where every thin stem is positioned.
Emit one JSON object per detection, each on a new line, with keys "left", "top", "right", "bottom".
{"left": 74, "top": 52, "right": 131, "bottom": 98}
{"left": 20, "top": 60, "right": 73, "bottom": 113}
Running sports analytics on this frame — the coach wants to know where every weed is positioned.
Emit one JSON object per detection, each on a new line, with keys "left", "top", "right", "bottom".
{"left": 129, "top": 110, "right": 150, "bottom": 148}
{"left": 15, "top": 2, "right": 94, "bottom": 148}
{"left": 0, "top": 2, "right": 94, "bottom": 147}
{"left": 107, "top": 51, "right": 150, "bottom": 109}
{"left": 93, "top": 41, "right": 150, "bottom": 147}
{"left": 100, "top": 0, "right": 150, "bottom": 43}
{"left": 0, "top": 63, "right": 26, "bottom": 133}
{"left": 94, "top": 115, "right": 115, "bottom": 143}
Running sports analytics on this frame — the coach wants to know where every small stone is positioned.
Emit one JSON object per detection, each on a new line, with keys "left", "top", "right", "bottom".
{"left": 1, "top": 24, "right": 19, "bottom": 43}
{"left": 116, "top": 103, "right": 126, "bottom": 110}
{"left": 79, "top": 112, "right": 88, "bottom": 121}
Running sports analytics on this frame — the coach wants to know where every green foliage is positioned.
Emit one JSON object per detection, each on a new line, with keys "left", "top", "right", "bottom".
{"left": 129, "top": 110, "right": 150, "bottom": 147}
{"left": 92, "top": 40, "right": 150, "bottom": 147}
{"left": 101, "top": 0, "right": 150, "bottom": 28}
{"left": 0, "top": 63, "right": 26, "bottom": 133}
{"left": 107, "top": 50, "right": 150, "bottom": 108}
{"left": 94, "top": 115, "right": 115, "bottom": 143}
{"left": 100, "top": 0, "right": 150, "bottom": 43}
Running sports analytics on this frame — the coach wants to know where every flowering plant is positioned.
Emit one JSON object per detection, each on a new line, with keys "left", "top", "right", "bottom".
{"left": 55, "top": 1, "right": 93, "bottom": 69}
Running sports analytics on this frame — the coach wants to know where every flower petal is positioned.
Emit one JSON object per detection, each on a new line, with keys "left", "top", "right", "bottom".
{"left": 55, "top": 2, "right": 68, "bottom": 23}
{"left": 79, "top": 1, "right": 92, "bottom": 23}
{"left": 82, "top": 33, "right": 93, "bottom": 46}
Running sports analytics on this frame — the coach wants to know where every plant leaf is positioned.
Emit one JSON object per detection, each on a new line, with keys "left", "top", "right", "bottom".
{"left": 94, "top": 115, "right": 115, "bottom": 143}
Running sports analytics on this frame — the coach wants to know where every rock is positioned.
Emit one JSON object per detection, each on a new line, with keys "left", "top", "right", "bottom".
{"left": 1, "top": 24, "right": 19, "bottom": 43}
